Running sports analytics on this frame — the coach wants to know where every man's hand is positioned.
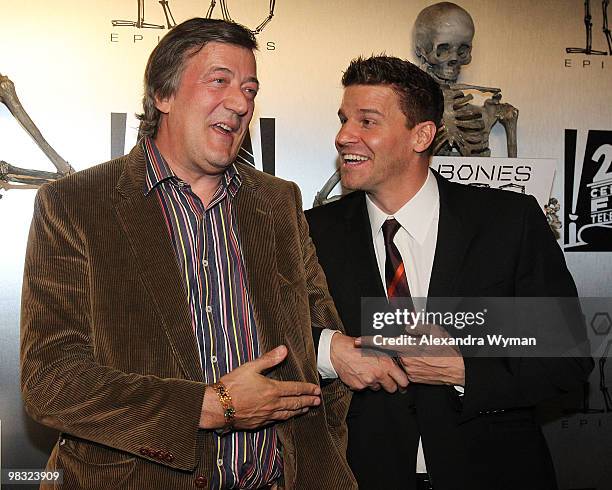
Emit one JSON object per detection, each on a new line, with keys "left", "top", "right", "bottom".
{"left": 400, "top": 354, "right": 465, "bottom": 386}
{"left": 358, "top": 324, "right": 466, "bottom": 386}
{"left": 330, "top": 332, "right": 409, "bottom": 393}
{"left": 199, "top": 345, "right": 321, "bottom": 430}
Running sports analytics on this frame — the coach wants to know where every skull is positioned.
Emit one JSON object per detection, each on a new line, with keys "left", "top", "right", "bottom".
{"left": 414, "top": 2, "right": 475, "bottom": 83}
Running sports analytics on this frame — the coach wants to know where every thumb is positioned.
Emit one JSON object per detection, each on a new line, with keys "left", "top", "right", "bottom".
{"left": 250, "top": 345, "right": 288, "bottom": 373}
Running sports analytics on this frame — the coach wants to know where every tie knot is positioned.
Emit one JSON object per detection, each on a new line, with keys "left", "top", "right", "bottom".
{"left": 382, "top": 218, "right": 401, "bottom": 245}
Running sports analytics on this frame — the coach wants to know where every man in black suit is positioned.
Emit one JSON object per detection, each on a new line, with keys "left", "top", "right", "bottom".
{"left": 306, "top": 56, "right": 593, "bottom": 490}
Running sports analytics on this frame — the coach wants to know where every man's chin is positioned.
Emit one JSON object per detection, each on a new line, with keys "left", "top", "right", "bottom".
{"left": 340, "top": 169, "right": 364, "bottom": 191}
{"left": 340, "top": 176, "right": 360, "bottom": 191}
{"left": 209, "top": 153, "right": 239, "bottom": 170}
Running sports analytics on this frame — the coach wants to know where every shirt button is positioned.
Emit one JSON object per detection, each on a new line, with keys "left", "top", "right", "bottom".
{"left": 211, "top": 355, "right": 217, "bottom": 363}
{"left": 203, "top": 259, "right": 209, "bottom": 267}
{"left": 205, "top": 306, "right": 212, "bottom": 313}
{"left": 194, "top": 475, "right": 208, "bottom": 488}
{"left": 217, "top": 458, "right": 223, "bottom": 467}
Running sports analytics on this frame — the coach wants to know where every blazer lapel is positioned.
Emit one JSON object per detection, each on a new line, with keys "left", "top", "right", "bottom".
{"left": 343, "top": 192, "right": 386, "bottom": 298}
{"left": 428, "top": 171, "right": 477, "bottom": 298}
{"left": 232, "top": 170, "right": 284, "bottom": 356}
{"left": 112, "top": 145, "right": 203, "bottom": 382}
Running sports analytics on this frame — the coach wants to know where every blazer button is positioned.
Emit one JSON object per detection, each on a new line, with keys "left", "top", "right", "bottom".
{"left": 194, "top": 475, "right": 208, "bottom": 488}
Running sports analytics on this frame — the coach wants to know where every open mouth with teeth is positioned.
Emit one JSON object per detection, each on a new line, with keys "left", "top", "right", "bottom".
{"left": 342, "top": 153, "right": 370, "bottom": 165}
{"left": 213, "top": 122, "right": 234, "bottom": 135}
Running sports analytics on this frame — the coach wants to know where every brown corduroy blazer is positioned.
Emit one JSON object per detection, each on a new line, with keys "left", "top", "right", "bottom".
{"left": 20, "top": 143, "right": 357, "bottom": 490}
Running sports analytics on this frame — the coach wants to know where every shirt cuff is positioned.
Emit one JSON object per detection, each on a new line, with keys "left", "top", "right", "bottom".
{"left": 317, "top": 329, "right": 341, "bottom": 379}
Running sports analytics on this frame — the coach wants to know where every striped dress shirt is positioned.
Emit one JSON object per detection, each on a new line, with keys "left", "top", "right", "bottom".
{"left": 143, "top": 137, "right": 282, "bottom": 489}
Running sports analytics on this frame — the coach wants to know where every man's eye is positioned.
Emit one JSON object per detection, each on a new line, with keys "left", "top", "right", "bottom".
{"left": 213, "top": 78, "right": 227, "bottom": 84}
{"left": 362, "top": 119, "right": 375, "bottom": 127}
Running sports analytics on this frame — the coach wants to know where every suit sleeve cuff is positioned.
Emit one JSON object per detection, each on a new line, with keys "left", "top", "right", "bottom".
{"left": 317, "top": 329, "right": 340, "bottom": 379}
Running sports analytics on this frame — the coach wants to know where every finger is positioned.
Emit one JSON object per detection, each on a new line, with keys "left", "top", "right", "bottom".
{"left": 355, "top": 336, "right": 421, "bottom": 358}
{"left": 387, "top": 361, "right": 410, "bottom": 389}
{"left": 276, "top": 380, "right": 321, "bottom": 397}
{"left": 272, "top": 408, "right": 310, "bottom": 421}
{"left": 250, "top": 345, "right": 288, "bottom": 373}
{"left": 277, "top": 395, "right": 321, "bottom": 411}
{"left": 399, "top": 355, "right": 417, "bottom": 371}
{"left": 407, "top": 323, "right": 451, "bottom": 339}
{"left": 404, "top": 322, "right": 433, "bottom": 336}
{"left": 379, "top": 374, "right": 399, "bottom": 393}
{"left": 355, "top": 336, "right": 383, "bottom": 349}
{"left": 355, "top": 336, "right": 396, "bottom": 352}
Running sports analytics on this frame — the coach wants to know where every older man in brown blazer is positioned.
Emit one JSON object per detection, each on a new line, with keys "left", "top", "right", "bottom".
{"left": 20, "top": 18, "right": 355, "bottom": 490}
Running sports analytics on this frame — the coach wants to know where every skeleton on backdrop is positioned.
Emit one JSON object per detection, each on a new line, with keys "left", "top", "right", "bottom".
{"left": 414, "top": 2, "right": 562, "bottom": 231}
{"left": 0, "top": 73, "right": 74, "bottom": 195}
{"left": 413, "top": 2, "right": 518, "bottom": 158}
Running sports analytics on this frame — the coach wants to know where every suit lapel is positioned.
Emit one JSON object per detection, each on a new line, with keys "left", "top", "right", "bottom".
{"left": 342, "top": 192, "right": 386, "bottom": 298}
{"left": 232, "top": 170, "right": 284, "bottom": 356}
{"left": 112, "top": 144, "right": 203, "bottom": 382}
{"left": 428, "top": 172, "right": 477, "bottom": 298}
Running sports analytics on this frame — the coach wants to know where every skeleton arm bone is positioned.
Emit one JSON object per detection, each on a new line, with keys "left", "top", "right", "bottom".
{"left": 313, "top": 170, "right": 341, "bottom": 207}
{"left": 485, "top": 99, "right": 519, "bottom": 158}
{"left": 1, "top": 161, "right": 65, "bottom": 190}
{"left": 451, "top": 83, "right": 501, "bottom": 94}
{"left": 0, "top": 73, "right": 74, "bottom": 175}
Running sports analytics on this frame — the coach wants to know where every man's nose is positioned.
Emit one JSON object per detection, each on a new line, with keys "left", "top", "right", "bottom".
{"left": 225, "top": 86, "right": 249, "bottom": 116}
{"left": 336, "top": 123, "right": 359, "bottom": 148}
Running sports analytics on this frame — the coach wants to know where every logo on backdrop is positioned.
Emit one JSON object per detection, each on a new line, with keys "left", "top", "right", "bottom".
{"left": 564, "top": 129, "right": 612, "bottom": 251}
{"left": 431, "top": 156, "right": 556, "bottom": 210}
{"left": 111, "top": 0, "right": 277, "bottom": 34}
{"left": 563, "top": 0, "right": 611, "bottom": 70}
{"left": 565, "top": 0, "right": 611, "bottom": 56}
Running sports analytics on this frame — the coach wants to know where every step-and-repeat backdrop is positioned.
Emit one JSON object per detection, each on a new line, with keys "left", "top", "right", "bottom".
{"left": 1, "top": 1, "right": 611, "bottom": 488}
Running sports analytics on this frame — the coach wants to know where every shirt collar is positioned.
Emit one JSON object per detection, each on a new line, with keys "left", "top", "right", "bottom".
{"left": 142, "top": 136, "right": 242, "bottom": 198}
{"left": 366, "top": 169, "right": 439, "bottom": 244}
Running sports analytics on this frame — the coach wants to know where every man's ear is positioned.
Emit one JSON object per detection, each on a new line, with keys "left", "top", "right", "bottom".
{"left": 413, "top": 121, "right": 437, "bottom": 153}
{"left": 155, "top": 94, "right": 172, "bottom": 114}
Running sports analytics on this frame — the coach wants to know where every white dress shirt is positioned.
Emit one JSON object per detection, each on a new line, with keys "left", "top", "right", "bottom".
{"left": 316, "top": 170, "right": 440, "bottom": 473}
{"left": 366, "top": 170, "right": 439, "bottom": 474}
{"left": 317, "top": 171, "right": 440, "bottom": 377}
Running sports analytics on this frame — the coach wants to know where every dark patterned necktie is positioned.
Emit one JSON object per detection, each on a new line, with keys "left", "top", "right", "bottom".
{"left": 382, "top": 218, "right": 411, "bottom": 298}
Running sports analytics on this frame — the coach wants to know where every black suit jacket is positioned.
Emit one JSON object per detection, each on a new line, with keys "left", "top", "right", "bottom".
{"left": 305, "top": 172, "right": 593, "bottom": 490}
